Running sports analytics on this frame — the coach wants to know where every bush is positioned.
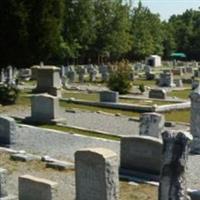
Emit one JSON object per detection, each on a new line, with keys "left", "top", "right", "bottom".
{"left": 139, "top": 84, "right": 145, "bottom": 93}
{"left": 0, "top": 85, "right": 19, "bottom": 105}
{"left": 107, "top": 61, "right": 132, "bottom": 94}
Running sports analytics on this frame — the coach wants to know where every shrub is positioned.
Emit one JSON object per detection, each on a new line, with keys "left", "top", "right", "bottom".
{"left": 139, "top": 84, "right": 145, "bottom": 93}
{"left": 107, "top": 61, "right": 132, "bottom": 94}
{"left": 0, "top": 85, "right": 19, "bottom": 105}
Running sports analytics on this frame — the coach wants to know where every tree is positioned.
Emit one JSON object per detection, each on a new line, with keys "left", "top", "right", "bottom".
{"left": 107, "top": 61, "right": 132, "bottom": 94}
{"left": 26, "top": 0, "right": 65, "bottom": 64}
{"left": 91, "top": 0, "right": 132, "bottom": 62}
{"left": 0, "top": 0, "right": 29, "bottom": 66}
{"left": 129, "top": 1, "right": 164, "bottom": 60}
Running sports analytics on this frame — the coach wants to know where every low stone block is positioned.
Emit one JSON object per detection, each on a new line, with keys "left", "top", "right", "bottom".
{"left": 18, "top": 175, "right": 58, "bottom": 200}
{"left": 100, "top": 91, "right": 119, "bottom": 103}
{"left": 46, "top": 161, "right": 74, "bottom": 170}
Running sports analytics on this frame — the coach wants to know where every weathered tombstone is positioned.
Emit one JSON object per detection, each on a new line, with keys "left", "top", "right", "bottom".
{"left": 0, "top": 168, "right": 8, "bottom": 198}
{"left": 0, "top": 116, "right": 16, "bottom": 145}
{"left": 139, "top": 113, "right": 165, "bottom": 138}
{"left": 75, "top": 148, "right": 119, "bottom": 200}
{"left": 30, "top": 94, "right": 60, "bottom": 124}
{"left": 159, "top": 130, "right": 193, "bottom": 200}
{"left": 100, "top": 91, "right": 119, "bottom": 103}
{"left": 33, "top": 66, "right": 61, "bottom": 97}
{"left": 159, "top": 72, "right": 175, "bottom": 87}
{"left": 190, "top": 87, "right": 200, "bottom": 153}
{"left": 149, "top": 89, "right": 166, "bottom": 99}
{"left": 18, "top": 175, "right": 58, "bottom": 200}
{"left": 174, "top": 79, "right": 183, "bottom": 87}
{"left": 0, "top": 168, "right": 16, "bottom": 200}
{"left": 120, "top": 136, "right": 162, "bottom": 175}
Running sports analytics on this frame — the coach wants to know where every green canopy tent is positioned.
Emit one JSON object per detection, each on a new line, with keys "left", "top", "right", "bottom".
{"left": 170, "top": 52, "right": 186, "bottom": 58}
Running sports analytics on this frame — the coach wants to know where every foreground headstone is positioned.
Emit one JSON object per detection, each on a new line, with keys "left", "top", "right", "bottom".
{"left": 100, "top": 91, "right": 119, "bottom": 103}
{"left": 190, "top": 88, "right": 200, "bottom": 153}
{"left": 18, "top": 175, "right": 58, "bottom": 200}
{"left": 0, "top": 116, "right": 16, "bottom": 145}
{"left": 159, "top": 130, "right": 192, "bottom": 200}
{"left": 75, "top": 148, "right": 119, "bottom": 200}
{"left": 120, "top": 136, "right": 162, "bottom": 175}
{"left": 139, "top": 113, "right": 165, "bottom": 138}
{"left": 33, "top": 66, "right": 61, "bottom": 96}
{"left": 0, "top": 168, "right": 8, "bottom": 198}
{"left": 30, "top": 94, "right": 60, "bottom": 123}
{"left": 0, "top": 168, "right": 16, "bottom": 200}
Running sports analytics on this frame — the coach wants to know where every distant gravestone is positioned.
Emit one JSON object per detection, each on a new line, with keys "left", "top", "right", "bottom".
{"left": 149, "top": 89, "right": 166, "bottom": 99}
{"left": 120, "top": 136, "right": 162, "bottom": 175}
{"left": 159, "top": 72, "right": 175, "bottom": 87}
{"left": 30, "top": 94, "right": 60, "bottom": 124}
{"left": 0, "top": 116, "right": 16, "bottom": 145}
{"left": 139, "top": 113, "right": 165, "bottom": 138}
{"left": 100, "top": 91, "right": 119, "bottom": 103}
{"left": 159, "top": 130, "right": 192, "bottom": 200}
{"left": 19, "top": 175, "right": 58, "bottom": 200}
{"left": 75, "top": 148, "right": 119, "bottom": 200}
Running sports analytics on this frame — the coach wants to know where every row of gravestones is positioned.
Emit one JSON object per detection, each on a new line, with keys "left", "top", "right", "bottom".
{"left": 0, "top": 131, "right": 195, "bottom": 200}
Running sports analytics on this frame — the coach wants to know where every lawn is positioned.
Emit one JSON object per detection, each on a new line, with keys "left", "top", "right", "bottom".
{"left": 168, "top": 89, "right": 191, "bottom": 99}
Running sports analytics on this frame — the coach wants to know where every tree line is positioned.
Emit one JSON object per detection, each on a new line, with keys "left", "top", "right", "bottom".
{"left": 0, "top": 0, "right": 199, "bottom": 67}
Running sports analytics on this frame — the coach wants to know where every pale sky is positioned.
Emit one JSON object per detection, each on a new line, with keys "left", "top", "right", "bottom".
{"left": 132, "top": 0, "right": 200, "bottom": 20}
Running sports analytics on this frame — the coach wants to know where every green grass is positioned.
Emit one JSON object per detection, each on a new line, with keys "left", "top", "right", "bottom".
{"left": 133, "top": 79, "right": 156, "bottom": 86}
{"left": 62, "top": 92, "right": 99, "bottom": 101}
{"left": 168, "top": 89, "right": 191, "bottom": 99}
{"left": 39, "top": 124, "right": 120, "bottom": 141}
{"left": 164, "top": 109, "right": 190, "bottom": 123}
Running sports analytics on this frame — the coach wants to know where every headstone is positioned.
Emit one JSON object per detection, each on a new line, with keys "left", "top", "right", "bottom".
{"left": 18, "top": 175, "right": 58, "bottom": 200}
{"left": 0, "top": 116, "right": 16, "bottom": 145}
{"left": 190, "top": 88, "right": 200, "bottom": 153}
{"left": 120, "top": 136, "right": 162, "bottom": 175}
{"left": 174, "top": 79, "right": 183, "bottom": 87}
{"left": 0, "top": 168, "right": 8, "bottom": 198}
{"left": 159, "top": 72, "right": 175, "bottom": 87}
{"left": 159, "top": 130, "right": 193, "bottom": 200}
{"left": 149, "top": 89, "right": 166, "bottom": 99}
{"left": 75, "top": 148, "right": 119, "bottom": 200}
{"left": 33, "top": 66, "right": 61, "bottom": 97}
{"left": 139, "top": 113, "right": 165, "bottom": 138}
{"left": 0, "top": 168, "right": 16, "bottom": 200}
{"left": 30, "top": 94, "right": 60, "bottom": 123}
{"left": 100, "top": 91, "right": 119, "bottom": 103}
{"left": 0, "top": 69, "right": 5, "bottom": 83}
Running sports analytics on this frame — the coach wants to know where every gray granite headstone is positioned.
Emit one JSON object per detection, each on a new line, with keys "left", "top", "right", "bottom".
{"left": 75, "top": 148, "right": 119, "bottom": 200}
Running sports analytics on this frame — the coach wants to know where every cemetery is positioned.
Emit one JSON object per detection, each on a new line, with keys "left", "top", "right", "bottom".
{"left": 1, "top": 1, "right": 200, "bottom": 200}
{"left": 0, "top": 60, "right": 199, "bottom": 200}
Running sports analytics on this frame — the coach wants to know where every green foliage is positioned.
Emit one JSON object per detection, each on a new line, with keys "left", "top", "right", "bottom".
{"left": 138, "top": 84, "right": 145, "bottom": 93}
{"left": 107, "top": 61, "right": 132, "bottom": 94}
{"left": 129, "top": 2, "right": 164, "bottom": 60}
{"left": 0, "top": 85, "right": 19, "bottom": 105}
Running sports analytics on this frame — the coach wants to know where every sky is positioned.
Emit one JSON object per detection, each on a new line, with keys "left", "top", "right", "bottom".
{"left": 132, "top": 0, "right": 200, "bottom": 20}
